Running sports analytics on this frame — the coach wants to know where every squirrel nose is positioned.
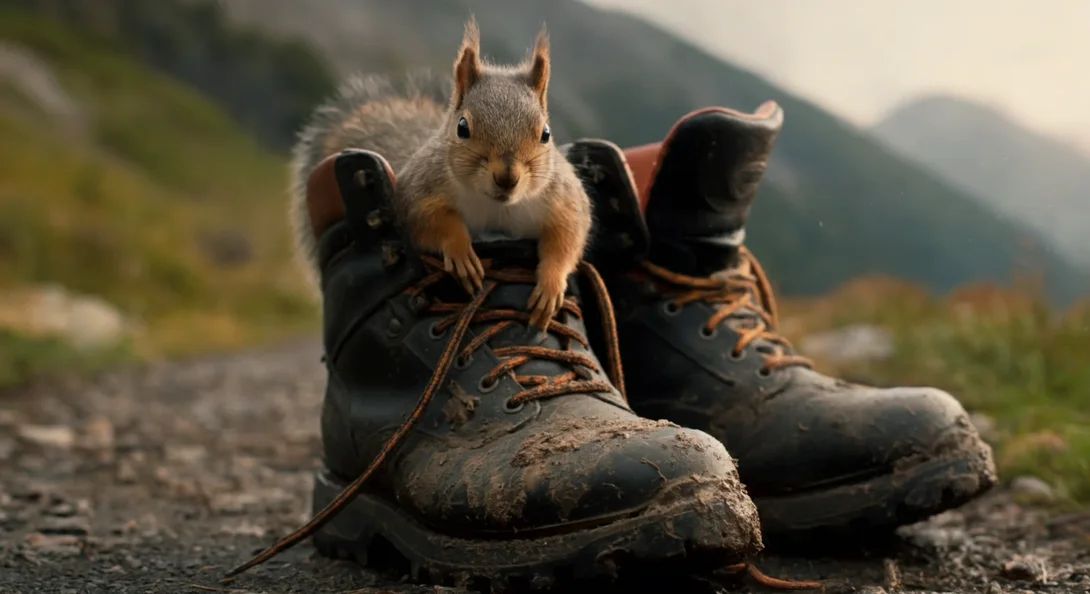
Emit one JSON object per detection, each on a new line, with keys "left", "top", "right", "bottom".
{"left": 493, "top": 172, "right": 520, "bottom": 191}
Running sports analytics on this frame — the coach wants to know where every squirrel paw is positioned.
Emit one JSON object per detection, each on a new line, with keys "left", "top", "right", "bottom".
{"left": 527, "top": 276, "right": 566, "bottom": 330}
{"left": 443, "top": 245, "right": 485, "bottom": 295}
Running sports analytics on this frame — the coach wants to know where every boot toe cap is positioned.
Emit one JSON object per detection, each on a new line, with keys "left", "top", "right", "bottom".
{"left": 396, "top": 414, "right": 758, "bottom": 539}
{"left": 738, "top": 373, "right": 994, "bottom": 497}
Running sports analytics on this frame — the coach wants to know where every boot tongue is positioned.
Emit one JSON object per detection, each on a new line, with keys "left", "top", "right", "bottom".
{"left": 642, "top": 104, "right": 783, "bottom": 276}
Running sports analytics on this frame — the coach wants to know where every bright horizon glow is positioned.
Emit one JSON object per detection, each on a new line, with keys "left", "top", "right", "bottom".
{"left": 586, "top": 0, "right": 1090, "bottom": 157}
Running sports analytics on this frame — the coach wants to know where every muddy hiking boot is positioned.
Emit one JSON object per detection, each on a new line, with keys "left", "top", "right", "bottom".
{"left": 229, "top": 149, "right": 763, "bottom": 589}
{"left": 570, "top": 104, "right": 997, "bottom": 541}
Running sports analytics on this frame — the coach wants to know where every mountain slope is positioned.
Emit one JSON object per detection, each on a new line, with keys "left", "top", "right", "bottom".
{"left": 873, "top": 95, "right": 1090, "bottom": 268}
{"left": 214, "top": 0, "right": 1086, "bottom": 301}
{"left": 0, "top": 11, "right": 313, "bottom": 362}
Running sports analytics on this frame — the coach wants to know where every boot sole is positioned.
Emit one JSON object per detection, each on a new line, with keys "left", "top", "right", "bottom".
{"left": 311, "top": 468, "right": 759, "bottom": 591}
{"left": 754, "top": 438, "right": 996, "bottom": 542}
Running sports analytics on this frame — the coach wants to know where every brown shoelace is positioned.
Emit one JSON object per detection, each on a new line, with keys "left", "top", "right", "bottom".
{"left": 640, "top": 246, "right": 812, "bottom": 374}
{"left": 226, "top": 258, "right": 625, "bottom": 577}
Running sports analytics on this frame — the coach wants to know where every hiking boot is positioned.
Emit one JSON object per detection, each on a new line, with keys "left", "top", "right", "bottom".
{"left": 245, "top": 149, "right": 763, "bottom": 589}
{"left": 570, "top": 105, "right": 996, "bottom": 541}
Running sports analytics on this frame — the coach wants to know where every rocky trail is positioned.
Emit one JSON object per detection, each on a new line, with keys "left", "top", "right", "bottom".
{"left": 1, "top": 341, "right": 1087, "bottom": 593}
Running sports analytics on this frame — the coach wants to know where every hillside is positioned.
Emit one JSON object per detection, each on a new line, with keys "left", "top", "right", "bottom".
{"left": 214, "top": 0, "right": 1087, "bottom": 302}
{"left": 0, "top": 12, "right": 313, "bottom": 385}
{"left": 873, "top": 95, "right": 1090, "bottom": 269}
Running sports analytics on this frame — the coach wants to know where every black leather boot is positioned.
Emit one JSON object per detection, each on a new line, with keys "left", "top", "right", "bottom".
{"left": 235, "top": 149, "right": 763, "bottom": 589}
{"left": 571, "top": 105, "right": 996, "bottom": 541}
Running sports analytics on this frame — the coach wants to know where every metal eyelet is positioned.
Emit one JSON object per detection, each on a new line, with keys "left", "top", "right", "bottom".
{"left": 662, "top": 301, "right": 681, "bottom": 316}
{"left": 428, "top": 322, "right": 446, "bottom": 339}
{"left": 478, "top": 376, "right": 500, "bottom": 393}
{"left": 503, "top": 398, "right": 524, "bottom": 414}
{"left": 699, "top": 326, "right": 719, "bottom": 339}
{"left": 454, "top": 355, "right": 473, "bottom": 370}
{"left": 729, "top": 349, "right": 746, "bottom": 361}
{"left": 756, "top": 367, "right": 772, "bottom": 377}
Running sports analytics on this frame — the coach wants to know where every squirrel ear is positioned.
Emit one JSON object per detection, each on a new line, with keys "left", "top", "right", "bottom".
{"left": 528, "top": 27, "right": 550, "bottom": 108}
{"left": 525, "top": 27, "right": 549, "bottom": 107}
{"left": 453, "top": 18, "right": 482, "bottom": 108}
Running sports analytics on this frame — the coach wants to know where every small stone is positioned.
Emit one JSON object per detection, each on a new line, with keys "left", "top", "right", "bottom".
{"left": 115, "top": 457, "right": 138, "bottom": 484}
{"left": 1001, "top": 554, "right": 1048, "bottom": 582}
{"left": 17, "top": 425, "right": 75, "bottom": 449}
{"left": 24, "top": 533, "right": 82, "bottom": 556}
{"left": 38, "top": 516, "right": 90, "bottom": 536}
{"left": 164, "top": 444, "right": 206, "bottom": 464}
{"left": 80, "top": 417, "right": 115, "bottom": 450}
{"left": 903, "top": 525, "right": 968, "bottom": 550}
{"left": 218, "top": 521, "right": 267, "bottom": 537}
{"left": 44, "top": 501, "right": 77, "bottom": 517}
{"left": 1010, "top": 475, "right": 1055, "bottom": 504}
{"left": 209, "top": 492, "right": 262, "bottom": 514}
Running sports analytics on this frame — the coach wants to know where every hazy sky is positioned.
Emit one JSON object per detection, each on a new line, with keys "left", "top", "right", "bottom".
{"left": 588, "top": 0, "right": 1090, "bottom": 156}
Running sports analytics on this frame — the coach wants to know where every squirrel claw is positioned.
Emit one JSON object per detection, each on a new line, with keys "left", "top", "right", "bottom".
{"left": 444, "top": 250, "right": 484, "bottom": 295}
{"left": 527, "top": 283, "right": 564, "bottom": 330}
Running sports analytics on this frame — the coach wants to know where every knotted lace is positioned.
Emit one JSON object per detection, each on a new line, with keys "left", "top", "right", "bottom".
{"left": 226, "top": 257, "right": 624, "bottom": 577}
{"left": 640, "top": 246, "right": 811, "bottom": 374}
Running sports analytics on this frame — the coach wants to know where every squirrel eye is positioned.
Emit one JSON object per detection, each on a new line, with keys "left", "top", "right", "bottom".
{"left": 456, "top": 116, "right": 470, "bottom": 139}
{"left": 540, "top": 124, "right": 551, "bottom": 144}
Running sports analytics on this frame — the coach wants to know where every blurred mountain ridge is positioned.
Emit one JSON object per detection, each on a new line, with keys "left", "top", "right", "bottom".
{"left": 874, "top": 94, "right": 1090, "bottom": 269}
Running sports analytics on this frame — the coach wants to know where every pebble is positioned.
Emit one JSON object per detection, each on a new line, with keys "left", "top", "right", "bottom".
{"left": 16, "top": 425, "right": 75, "bottom": 449}
{"left": 44, "top": 501, "right": 77, "bottom": 517}
{"left": 218, "top": 521, "right": 267, "bottom": 537}
{"left": 38, "top": 516, "right": 90, "bottom": 536}
{"left": 24, "top": 533, "right": 82, "bottom": 556}
{"left": 1002, "top": 554, "right": 1048, "bottom": 582}
{"left": 115, "top": 457, "right": 138, "bottom": 484}
{"left": 80, "top": 417, "right": 115, "bottom": 450}
{"left": 164, "top": 444, "right": 207, "bottom": 464}
{"left": 1010, "top": 475, "right": 1055, "bottom": 504}
{"left": 903, "top": 525, "right": 969, "bottom": 550}
{"left": 209, "top": 492, "right": 262, "bottom": 514}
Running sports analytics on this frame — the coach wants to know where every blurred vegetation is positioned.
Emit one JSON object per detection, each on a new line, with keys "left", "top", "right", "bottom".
{"left": 0, "top": 11, "right": 314, "bottom": 386}
{"left": 0, "top": 330, "right": 131, "bottom": 390}
{"left": 4, "top": 0, "right": 336, "bottom": 149}
{"left": 783, "top": 279, "right": 1090, "bottom": 503}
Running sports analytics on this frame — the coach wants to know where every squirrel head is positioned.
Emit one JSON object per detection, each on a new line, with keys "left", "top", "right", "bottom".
{"left": 444, "top": 18, "right": 555, "bottom": 205}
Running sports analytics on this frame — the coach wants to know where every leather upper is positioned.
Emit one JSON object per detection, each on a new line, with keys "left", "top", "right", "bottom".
{"left": 312, "top": 150, "right": 755, "bottom": 535}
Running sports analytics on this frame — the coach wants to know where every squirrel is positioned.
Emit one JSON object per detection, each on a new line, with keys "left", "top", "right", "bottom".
{"left": 290, "top": 19, "right": 592, "bottom": 329}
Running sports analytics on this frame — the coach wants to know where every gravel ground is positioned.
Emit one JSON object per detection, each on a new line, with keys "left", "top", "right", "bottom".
{"left": 1, "top": 341, "right": 1087, "bottom": 593}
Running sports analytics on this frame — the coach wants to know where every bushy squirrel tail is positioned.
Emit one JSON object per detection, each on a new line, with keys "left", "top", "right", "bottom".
{"left": 289, "top": 72, "right": 448, "bottom": 287}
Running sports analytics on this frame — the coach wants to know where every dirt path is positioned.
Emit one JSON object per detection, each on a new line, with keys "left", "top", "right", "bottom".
{"left": 1, "top": 341, "right": 1087, "bottom": 593}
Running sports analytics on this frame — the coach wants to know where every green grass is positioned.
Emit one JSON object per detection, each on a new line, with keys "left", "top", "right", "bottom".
{"left": 0, "top": 330, "right": 131, "bottom": 390}
{"left": 0, "top": 12, "right": 314, "bottom": 380}
{"left": 784, "top": 280, "right": 1090, "bottom": 503}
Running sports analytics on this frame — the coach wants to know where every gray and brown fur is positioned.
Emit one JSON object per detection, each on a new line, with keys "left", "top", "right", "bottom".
{"left": 289, "top": 72, "right": 448, "bottom": 283}
{"left": 289, "top": 19, "right": 591, "bottom": 327}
